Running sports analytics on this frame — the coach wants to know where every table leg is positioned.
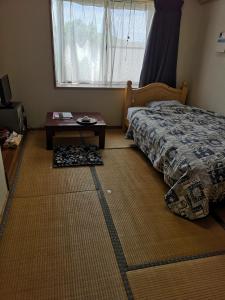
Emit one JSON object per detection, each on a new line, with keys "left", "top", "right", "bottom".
{"left": 46, "top": 127, "right": 54, "bottom": 150}
{"left": 99, "top": 128, "right": 105, "bottom": 149}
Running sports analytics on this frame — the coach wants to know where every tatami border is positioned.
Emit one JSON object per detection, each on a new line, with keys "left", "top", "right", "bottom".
{"left": 91, "top": 165, "right": 225, "bottom": 299}
{"left": 90, "top": 167, "right": 134, "bottom": 300}
{"left": 127, "top": 249, "right": 225, "bottom": 272}
{"left": 3, "top": 134, "right": 225, "bottom": 299}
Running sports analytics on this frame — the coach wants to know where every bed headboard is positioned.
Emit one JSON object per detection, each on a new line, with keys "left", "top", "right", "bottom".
{"left": 122, "top": 80, "right": 188, "bottom": 130}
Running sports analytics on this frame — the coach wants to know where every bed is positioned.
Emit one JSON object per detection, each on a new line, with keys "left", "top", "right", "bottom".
{"left": 124, "top": 81, "right": 225, "bottom": 220}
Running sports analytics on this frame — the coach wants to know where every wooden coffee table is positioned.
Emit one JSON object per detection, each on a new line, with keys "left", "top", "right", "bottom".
{"left": 45, "top": 112, "right": 106, "bottom": 150}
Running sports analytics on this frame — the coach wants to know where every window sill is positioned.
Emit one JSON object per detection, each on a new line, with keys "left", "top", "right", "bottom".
{"left": 55, "top": 82, "right": 138, "bottom": 89}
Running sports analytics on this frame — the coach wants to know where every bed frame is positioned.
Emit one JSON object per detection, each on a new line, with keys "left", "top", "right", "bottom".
{"left": 122, "top": 81, "right": 188, "bottom": 131}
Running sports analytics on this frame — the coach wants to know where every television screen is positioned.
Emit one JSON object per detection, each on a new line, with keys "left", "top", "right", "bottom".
{"left": 0, "top": 75, "right": 12, "bottom": 106}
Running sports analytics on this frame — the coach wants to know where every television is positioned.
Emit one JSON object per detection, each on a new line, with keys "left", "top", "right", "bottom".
{"left": 0, "top": 75, "right": 12, "bottom": 107}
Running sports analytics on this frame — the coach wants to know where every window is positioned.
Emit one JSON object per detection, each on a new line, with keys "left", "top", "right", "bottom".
{"left": 51, "top": 0, "right": 154, "bottom": 87}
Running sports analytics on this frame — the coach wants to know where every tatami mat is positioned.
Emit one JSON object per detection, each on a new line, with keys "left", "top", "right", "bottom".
{"left": 23, "top": 130, "right": 83, "bottom": 158}
{"left": 14, "top": 156, "right": 95, "bottom": 197}
{"left": 96, "top": 149, "right": 225, "bottom": 266}
{"left": 80, "top": 129, "right": 134, "bottom": 148}
{"left": 127, "top": 255, "right": 225, "bottom": 300}
{"left": 15, "top": 131, "right": 95, "bottom": 197}
{"left": 20, "top": 131, "right": 134, "bottom": 197}
{"left": 22, "top": 130, "right": 50, "bottom": 158}
{"left": 55, "top": 129, "right": 133, "bottom": 148}
{"left": 25, "top": 129, "right": 133, "bottom": 155}
{"left": 96, "top": 148, "right": 164, "bottom": 192}
{"left": 2, "top": 129, "right": 225, "bottom": 299}
{"left": 0, "top": 192, "right": 127, "bottom": 300}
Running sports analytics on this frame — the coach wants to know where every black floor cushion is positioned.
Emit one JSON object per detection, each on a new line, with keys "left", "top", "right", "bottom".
{"left": 53, "top": 144, "right": 103, "bottom": 167}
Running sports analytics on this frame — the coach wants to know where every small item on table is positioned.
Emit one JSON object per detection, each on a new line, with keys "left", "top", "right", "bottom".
{"left": 81, "top": 116, "right": 91, "bottom": 123}
{"left": 53, "top": 112, "right": 73, "bottom": 120}
{"left": 76, "top": 116, "right": 97, "bottom": 125}
{"left": 60, "top": 112, "right": 73, "bottom": 119}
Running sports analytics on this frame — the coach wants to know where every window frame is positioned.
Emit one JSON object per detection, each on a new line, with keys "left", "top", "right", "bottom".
{"left": 49, "top": 0, "right": 145, "bottom": 89}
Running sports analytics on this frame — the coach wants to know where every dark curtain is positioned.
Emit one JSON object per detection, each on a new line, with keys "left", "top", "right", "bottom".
{"left": 139, "top": 0, "right": 184, "bottom": 88}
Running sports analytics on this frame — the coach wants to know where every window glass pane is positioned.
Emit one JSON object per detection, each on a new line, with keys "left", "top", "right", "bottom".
{"left": 109, "top": 1, "right": 154, "bottom": 85}
{"left": 64, "top": 1, "right": 105, "bottom": 83}
{"left": 51, "top": 0, "right": 154, "bottom": 86}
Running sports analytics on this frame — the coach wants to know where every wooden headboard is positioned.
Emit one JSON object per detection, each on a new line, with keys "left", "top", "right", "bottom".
{"left": 122, "top": 81, "right": 188, "bottom": 131}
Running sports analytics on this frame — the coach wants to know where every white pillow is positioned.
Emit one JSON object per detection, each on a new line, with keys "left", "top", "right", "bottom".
{"left": 127, "top": 107, "right": 147, "bottom": 121}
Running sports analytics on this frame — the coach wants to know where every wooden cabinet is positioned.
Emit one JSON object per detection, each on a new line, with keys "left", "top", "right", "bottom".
{"left": 1, "top": 145, "right": 22, "bottom": 189}
{"left": 0, "top": 102, "right": 26, "bottom": 133}
{"left": 0, "top": 148, "right": 8, "bottom": 221}
{"left": 0, "top": 102, "right": 26, "bottom": 190}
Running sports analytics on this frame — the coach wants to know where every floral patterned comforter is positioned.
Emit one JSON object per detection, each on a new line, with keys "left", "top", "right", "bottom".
{"left": 127, "top": 102, "right": 225, "bottom": 220}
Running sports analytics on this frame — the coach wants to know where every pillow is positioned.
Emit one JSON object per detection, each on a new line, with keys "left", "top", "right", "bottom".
{"left": 127, "top": 106, "right": 147, "bottom": 121}
{"left": 145, "top": 100, "right": 182, "bottom": 108}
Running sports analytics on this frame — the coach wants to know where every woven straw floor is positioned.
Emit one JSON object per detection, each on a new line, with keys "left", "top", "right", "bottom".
{"left": 0, "top": 192, "right": 126, "bottom": 299}
{"left": 0, "top": 130, "right": 127, "bottom": 300}
{"left": 80, "top": 129, "right": 134, "bottom": 148}
{"left": 127, "top": 255, "right": 225, "bottom": 300}
{"left": 55, "top": 129, "right": 134, "bottom": 149}
{"left": 1, "top": 129, "right": 225, "bottom": 299}
{"left": 96, "top": 149, "right": 225, "bottom": 265}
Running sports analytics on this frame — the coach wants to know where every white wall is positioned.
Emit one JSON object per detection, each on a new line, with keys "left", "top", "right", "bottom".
{"left": 0, "top": 150, "right": 8, "bottom": 220}
{"left": 0, "top": 0, "right": 202, "bottom": 127}
{"left": 189, "top": 0, "right": 225, "bottom": 114}
{"left": 177, "top": 0, "right": 205, "bottom": 87}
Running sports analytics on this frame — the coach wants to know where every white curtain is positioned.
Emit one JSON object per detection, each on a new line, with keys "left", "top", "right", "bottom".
{"left": 52, "top": 0, "right": 154, "bottom": 86}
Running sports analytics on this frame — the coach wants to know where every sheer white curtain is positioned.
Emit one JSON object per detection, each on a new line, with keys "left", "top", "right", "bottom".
{"left": 52, "top": 0, "right": 154, "bottom": 86}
